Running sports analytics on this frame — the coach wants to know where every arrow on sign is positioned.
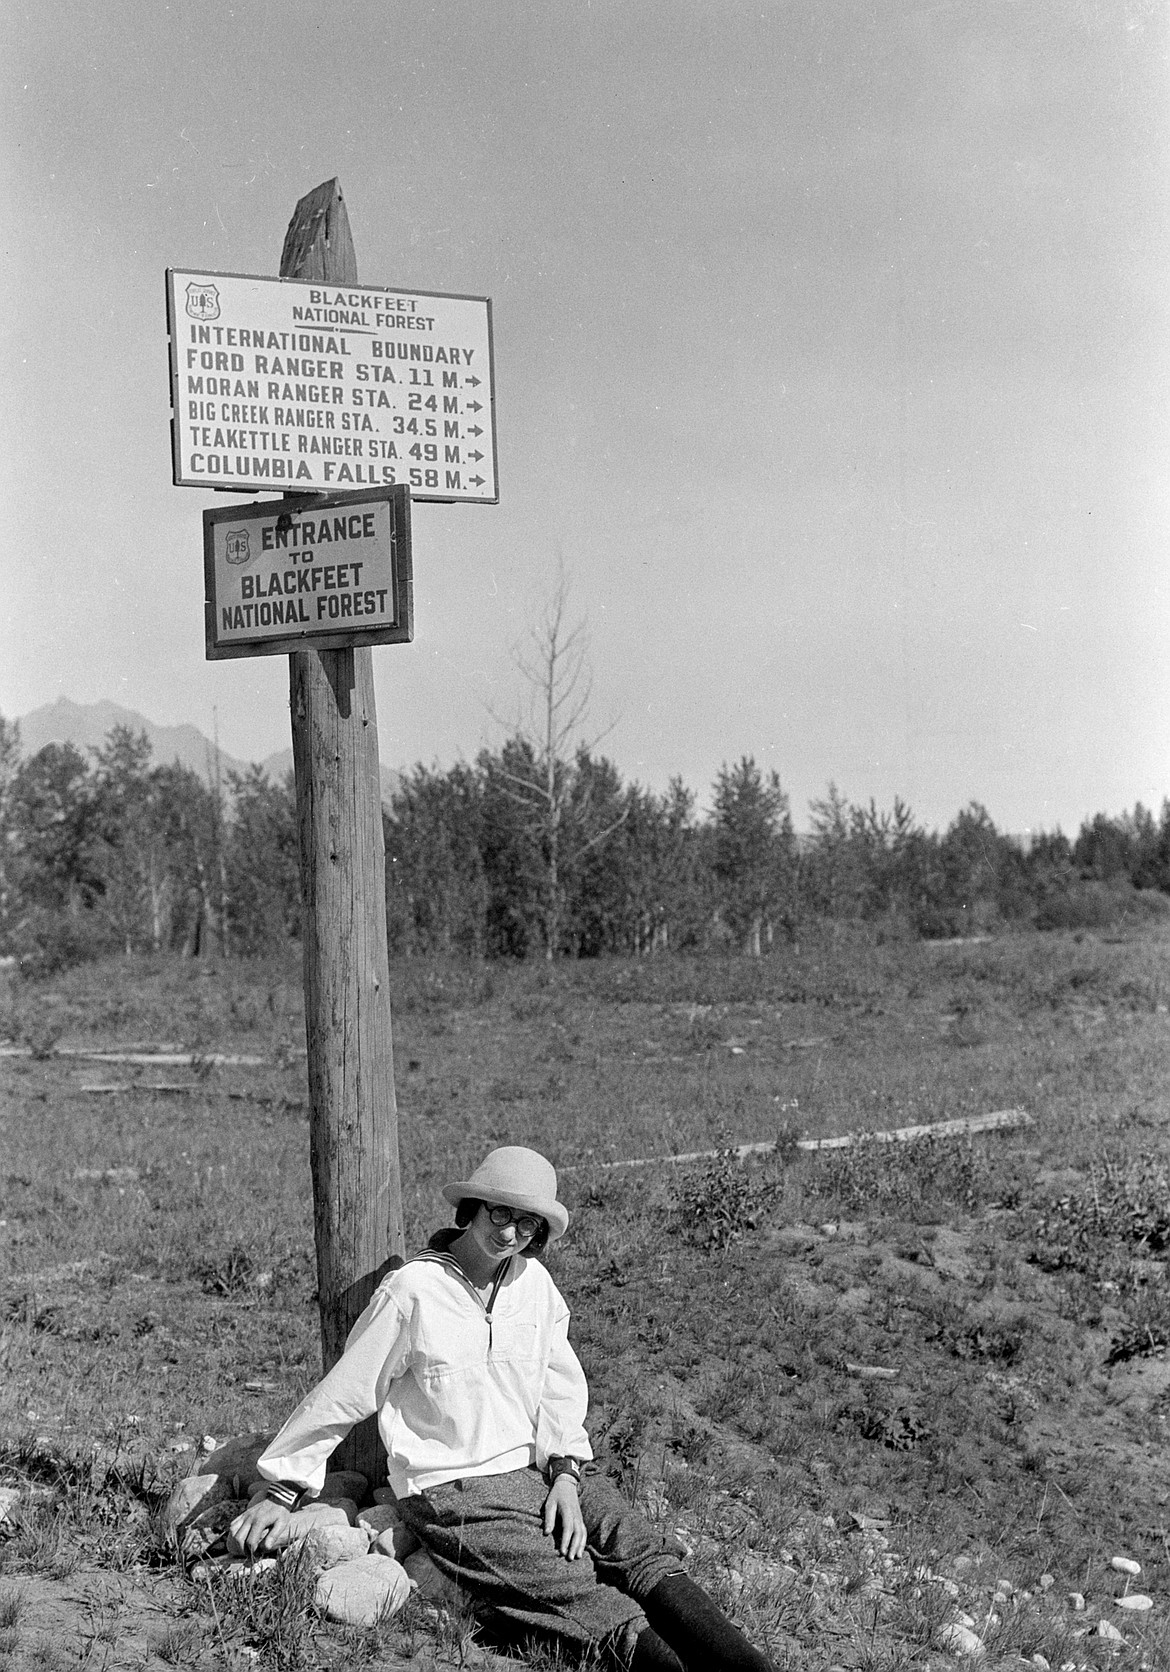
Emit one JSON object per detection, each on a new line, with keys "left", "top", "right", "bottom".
{"left": 468, "top": 451, "right": 483, "bottom": 462}
{"left": 465, "top": 375, "right": 481, "bottom": 387}
{"left": 466, "top": 401, "right": 483, "bottom": 413}
{"left": 470, "top": 476, "right": 485, "bottom": 487}
{"left": 468, "top": 426, "right": 483, "bottom": 437}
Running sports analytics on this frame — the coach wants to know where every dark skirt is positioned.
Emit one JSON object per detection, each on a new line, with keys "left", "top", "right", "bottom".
{"left": 398, "top": 1465, "right": 685, "bottom": 1662}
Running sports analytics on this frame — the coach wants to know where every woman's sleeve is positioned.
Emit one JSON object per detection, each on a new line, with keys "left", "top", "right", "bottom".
{"left": 256, "top": 1281, "right": 411, "bottom": 1495}
{"left": 535, "top": 1299, "right": 595, "bottom": 1467}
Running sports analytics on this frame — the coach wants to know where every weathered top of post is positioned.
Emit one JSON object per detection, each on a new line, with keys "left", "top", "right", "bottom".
{"left": 280, "top": 178, "right": 357, "bottom": 285}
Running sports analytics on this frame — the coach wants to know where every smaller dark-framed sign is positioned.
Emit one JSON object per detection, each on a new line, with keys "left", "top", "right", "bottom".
{"left": 203, "top": 486, "right": 412, "bottom": 661}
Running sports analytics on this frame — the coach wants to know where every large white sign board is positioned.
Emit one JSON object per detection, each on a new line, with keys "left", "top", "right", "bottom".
{"left": 167, "top": 269, "right": 496, "bottom": 504}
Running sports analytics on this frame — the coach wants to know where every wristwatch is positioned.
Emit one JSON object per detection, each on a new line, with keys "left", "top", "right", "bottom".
{"left": 547, "top": 1456, "right": 582, "bottom": 1485}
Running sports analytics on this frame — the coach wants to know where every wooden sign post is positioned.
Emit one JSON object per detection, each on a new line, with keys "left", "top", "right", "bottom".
{"left": 280, "top": 180, "right": 404, "bottom": 1477}
{"left": 168, "top": 174, "right": 495, "bottom": 1475}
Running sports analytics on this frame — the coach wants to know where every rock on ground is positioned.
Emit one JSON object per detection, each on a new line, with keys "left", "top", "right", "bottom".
{"left": 194, "top": 1431, "right": 275, "bottom": 1490}
{"left": 160, "top": 1473, "right": 238, "bottom": 1543}
{"left": 288, "top": 1502, "right": 354, "bottom": 1536}
{"left": 301, "top": 1524, "right": 372, "bottom": 1569}
{"left": 359, "top": 1501, "right": 421, "bottom": 1561}
{"left": 938, "top": 1621, "right": 985, "bottom": 1657}
{"left": 163, "top": 1432, "right": 279, "bottom": 1543}
{"left": 314, "top": 1552, "right": 414, "bottom": 1626}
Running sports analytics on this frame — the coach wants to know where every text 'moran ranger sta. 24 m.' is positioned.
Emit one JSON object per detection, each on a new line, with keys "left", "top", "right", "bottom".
{"left": 166, "top": 269, "right": 496, "bottom": 502}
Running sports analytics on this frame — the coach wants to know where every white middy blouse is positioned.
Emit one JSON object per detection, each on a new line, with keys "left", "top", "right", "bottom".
{"left": 256, "top": 1242, "right": 594, "bottom": 1501}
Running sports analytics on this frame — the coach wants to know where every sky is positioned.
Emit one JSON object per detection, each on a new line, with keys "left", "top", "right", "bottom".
{"left": 3, "top": 0, "right": 1167, "bottom": 836}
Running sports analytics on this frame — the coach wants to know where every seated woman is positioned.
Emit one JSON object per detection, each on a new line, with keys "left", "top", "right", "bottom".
{"left": 231, "top": 1146, "right": 776, "bottom": 1670}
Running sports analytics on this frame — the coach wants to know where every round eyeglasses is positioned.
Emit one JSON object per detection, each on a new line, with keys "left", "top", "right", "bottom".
{"left": 486, "top": 1204, "right": 543, "bottom": 1239}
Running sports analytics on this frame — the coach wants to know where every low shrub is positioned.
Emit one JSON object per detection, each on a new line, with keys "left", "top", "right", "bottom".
{"left": 670, "top": 1153, "right": 786, "bottom": 1251}
{"left": 804, "top": 1133, "right": 994, "bottom": 1219}
{"left": 1030, "top": 1150, "right": 1170, "bottom": 1277}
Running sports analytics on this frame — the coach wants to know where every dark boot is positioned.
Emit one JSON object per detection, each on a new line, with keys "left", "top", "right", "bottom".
{"left": 642, "top": 1573, "right": 776, "bottom": 1672}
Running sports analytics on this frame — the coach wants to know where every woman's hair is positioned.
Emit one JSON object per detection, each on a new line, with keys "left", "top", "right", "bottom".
{"left": 454, "top": 1196, "right": 550, "bottom": 1256}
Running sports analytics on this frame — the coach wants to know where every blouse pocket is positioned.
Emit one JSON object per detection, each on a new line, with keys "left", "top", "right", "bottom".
{"left": 489, "top": 1317, "right": 539, "bottom": 1364}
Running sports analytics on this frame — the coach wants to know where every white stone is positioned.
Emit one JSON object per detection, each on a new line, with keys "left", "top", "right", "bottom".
{"left": 1039, "top": 1574, "right": 1055, "bottom": 1591}
{"left": 286, "top": 1503, "right": 352, "bottom": 1540}
{"left": 301, "top": 1525, "right": 371, "bottom": 1569}
{"left": 1115, "top": 1594, "right": 1152, "bottom": 1612}
{"left": 1097, "top": 1618, "right": 1124, "bottom": 1641}
{"left": 938, "top": 1622, "right": 985, "bottom": 1657}
{"left": 1110, "top": 1557, "right": 1141, "bottom": 1576}
{"left": 1031, "top": 1657, "right": 1050, "bottom": 1670}
{"left": 0, "top": 1488, "right": 20, "bottom": 1525}
{"left": 1068, "top": 1592, "right": 1086, "bottom": 1610}
{"left": 314, "top": 1553, "right": 413, "bottom": 1626}
{"left": 224, "top": 1556, "right": 280, "bottom": 1579}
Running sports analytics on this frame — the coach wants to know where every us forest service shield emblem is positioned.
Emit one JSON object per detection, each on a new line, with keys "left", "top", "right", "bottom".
{"left": 186, "top": 282, "right": 221, "bottom": 322}
{"left": 224, "top": 529, "right": 252, "bottom": 566}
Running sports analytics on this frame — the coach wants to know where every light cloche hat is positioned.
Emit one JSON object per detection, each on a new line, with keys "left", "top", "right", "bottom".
{"left": 442, "top": 1146, "right": 568, "bottom": 1241}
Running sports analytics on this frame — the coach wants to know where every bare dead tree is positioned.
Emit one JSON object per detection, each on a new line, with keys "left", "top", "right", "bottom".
{"left": 491, "top": 567, "right": 626, "bottom": 959}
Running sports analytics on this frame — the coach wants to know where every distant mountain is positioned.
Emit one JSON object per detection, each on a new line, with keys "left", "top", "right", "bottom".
{"left": 16, "top": 697, "right": 248, "bottom": 787}
{"left": 15, "top": 698, "right": 401, "bottom": 804}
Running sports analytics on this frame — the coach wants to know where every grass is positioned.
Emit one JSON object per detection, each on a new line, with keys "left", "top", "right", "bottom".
{"left": 0, "top": 1588, "right": 26, "bottom": 1631}
{"left": 2, "top": 922, "right": 1170, "bottom": 1666}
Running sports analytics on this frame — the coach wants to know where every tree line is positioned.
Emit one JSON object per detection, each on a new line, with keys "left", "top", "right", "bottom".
{"left": 0, "top": 719, "right": 298, "bottom": 973}
{"left": 2, "top": 713, "right": 1168, "bottom": 974}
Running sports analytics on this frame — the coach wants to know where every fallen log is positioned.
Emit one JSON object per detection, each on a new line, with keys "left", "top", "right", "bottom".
{"left": 0, "top": 1045, "right": 274, "bottom": 1067}
{"left": 561, "top": 1108, "right": 1031, "bottom": 1172}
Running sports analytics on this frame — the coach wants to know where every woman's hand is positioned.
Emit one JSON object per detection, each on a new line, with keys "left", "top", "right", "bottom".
{"left": 542, "top": 1475, "right": 587, "bottom": 1560}
{"left": 227, "top": 1499, "right": 293, "bottom": 1557}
